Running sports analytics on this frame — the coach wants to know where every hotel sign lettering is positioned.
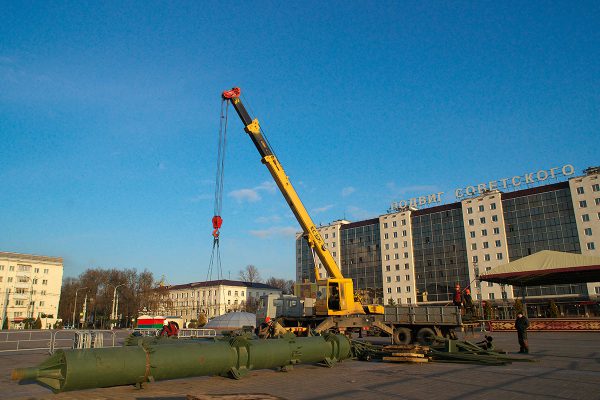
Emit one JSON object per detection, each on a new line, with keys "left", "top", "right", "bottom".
{"left": 390, "top": 164, "right": 575, "bottom": 211}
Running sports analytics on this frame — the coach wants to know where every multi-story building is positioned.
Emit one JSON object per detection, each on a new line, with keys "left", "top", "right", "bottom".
{"left": 157, "top": 279, "right": 282, "bottom": 324}
{"left": 0, "top": 251, "right": 64, "bottom": 329}
{"left": 295, "top": 165, "right": 600, "bottom": 316}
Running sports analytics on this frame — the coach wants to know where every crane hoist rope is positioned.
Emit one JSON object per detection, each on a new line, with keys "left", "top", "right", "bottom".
{"left": 207, "top": 98, "right": 229, "bottom": 281}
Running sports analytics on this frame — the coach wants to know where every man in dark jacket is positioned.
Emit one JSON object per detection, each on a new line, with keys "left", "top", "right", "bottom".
{"left": 515, "top": 312, "right": 530, "bottom": 353}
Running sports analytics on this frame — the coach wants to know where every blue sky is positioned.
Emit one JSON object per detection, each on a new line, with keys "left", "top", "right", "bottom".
{"left": 1, "top": 2, "right": 598, "bottom": 283}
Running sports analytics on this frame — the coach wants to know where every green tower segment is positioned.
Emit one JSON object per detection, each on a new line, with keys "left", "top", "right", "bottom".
{"left": 12, "top": 334, "right": 352, "bottom": 392}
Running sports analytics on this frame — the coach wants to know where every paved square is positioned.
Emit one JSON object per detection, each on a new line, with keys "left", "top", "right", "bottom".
{"left": 2, "top": 331, "right": 599, "bottom": 400}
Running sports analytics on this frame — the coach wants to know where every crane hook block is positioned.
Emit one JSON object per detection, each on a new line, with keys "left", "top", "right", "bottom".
{"left": 212, "top": 215, "right": 223, "bottom": 238}
{"left": 222, "top": 87, "right": 241, "bottom": 99}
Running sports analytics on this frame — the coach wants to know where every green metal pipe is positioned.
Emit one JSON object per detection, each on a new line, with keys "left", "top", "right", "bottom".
{"left": 12, "top": 334, "right": 351, "bottom": 392}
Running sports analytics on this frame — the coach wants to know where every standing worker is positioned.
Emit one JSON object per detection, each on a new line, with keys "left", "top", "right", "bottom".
{"left": 453, "top": 284, "right": 463, "bottom": 314}
{"left": 515, "top": 312, "right": 530, "bottom": 353}
{"left": 464, "top": 288, "right": 474, "bottom": 318}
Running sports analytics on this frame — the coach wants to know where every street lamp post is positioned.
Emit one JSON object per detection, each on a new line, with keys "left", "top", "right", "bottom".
{"left": 109, "top": 283, "right": 126, "bottom": 329}
{"left": 72, "top": 287, "right": 87, "bottom": 328}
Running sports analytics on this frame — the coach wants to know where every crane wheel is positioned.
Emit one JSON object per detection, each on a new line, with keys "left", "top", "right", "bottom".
{"left": 392, "top": 327, "right": 412, "bottom": 345}
{"left": 416, "top": 327, "right": 436, "bottom": 345}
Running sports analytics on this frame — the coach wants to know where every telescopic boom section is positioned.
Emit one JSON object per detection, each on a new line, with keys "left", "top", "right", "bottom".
{"left": 222, "top": 87, "right": 344, "bottom": 280}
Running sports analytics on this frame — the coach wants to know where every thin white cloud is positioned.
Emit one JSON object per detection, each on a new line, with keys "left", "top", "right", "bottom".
{"left": 187, "top": 193, "right": 213, "bottom": 203}
{"left": 347, "top": 206, "right": 375, "bottom": 220}
{"left": 341, "top": 186, "right": 356, "bottom": 197}
{"left": 255, "top": 215, "right": 282, "bottom": 224}
{"left": 313, "top": 204, "right": 334, "bottom": 214}
{"left": 229, "top": 188, "right": 261, "bottom": 203}
{"left": 386, "top": 182, "right": 439, "bottom": 197}
{"left": 249, "top": 226, "right": 298, "bottom": 238}
{"left": 228, "top": 181, "right": 277, "bottom": 203}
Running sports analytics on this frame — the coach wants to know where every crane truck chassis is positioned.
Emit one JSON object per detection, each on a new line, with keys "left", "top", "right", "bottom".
{"left": 257, "top": 294, "right": 462, "bottom": 345}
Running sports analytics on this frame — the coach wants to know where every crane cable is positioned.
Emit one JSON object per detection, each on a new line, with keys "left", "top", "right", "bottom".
{"left": 207, "top": 99, "right": 229, "bottom": 281}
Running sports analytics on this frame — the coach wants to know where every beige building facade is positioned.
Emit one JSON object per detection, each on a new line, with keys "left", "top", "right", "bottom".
{"left": 568, "top": 168, "right": 600, "bottom": 298}
{"left": 0, "top": 251, "right": 64, "bottom": 329}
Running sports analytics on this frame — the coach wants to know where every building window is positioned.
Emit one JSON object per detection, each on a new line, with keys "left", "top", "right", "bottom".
{"left": 383, "top": 223, "right": 388, "bottom": 229}
{"left": 470, "top": 231, "right": 476, "bottom": 238}
{"left": 404, "top": 252, "right": 409, "bottom": 259}
{"left": 392, "top": 221, "right": 397, "bottom": 227}
{"left": 9, "top": 266, "right": 14, "bottom": 271}
{"left": 395, "top": 264, "right": 400, "bottom": 271}
{"left": 467, "top": 207, "right": 473, "bottom": 214}
{"left": 488, "top": 293, "right": 495, "bottom": 300}
{"left": 577, "top": 187, "right": 585, "bottom": 194}
{"left": 8, "top": 277, "right": 13, "bottom": 283}
{"left": 472, "top": 255, "right": 478, "bottom": 263}
{"left": 588, "top": 242, "right": 596, "bottom": 250}
{"left": 406, "top": 286, "right": 411, "bottom": 292}
{"left": 393, "top": 232, "right": 398, "bottom": 238}
{"left": 468, "top": 219, "right": 474, "bottom": 226}
{"left": 490, "top": 203, "right": 497, "bottom": 210}
{"left": 402, "top": 219, "right": 407, "bottom": 226}
{"left": 386, "top": 277, "right": 391, "bottom": 283}
{"left": 332, "top": 251, "right": 336, "bottom": 257}
{"left": 480, "top": 217, "right": 486, "bottom": 224}
{"left": 488, "top": 281, "right": 494, "bottom": 287}
{"left": 592, "top": 183, "right": 600, "bottom": 192}
{"left": 384, "top": 233, "right": 388, "bottom": 239}
{"left": 580, "top": 200, "right": 587, "bottom": 208}
{"left": 497, "top": 253, "right": 503, "bottom": 260}
{"left": 385, "top": 244, "right": 389, "bottom": 250}
{"left": 585, "top": 228, "right": 593, "bottom": 236}
{"left": 596, "top": 198, "right": 600, "bottom": 206}
{"left": 495, "top": 240, "right": 502, "bottom": 247}
{"left": 493, "top": 227, "right": 500, "bottom": 234}
{"left": 396, "top": 276, "right": 400, "bottom": 282}
{"left": 491, "top": 215, "right": 498, "bottom": 222}
{"left": 404, "top": 263, "right": 409, "bottom": 269}
{"left": 387, "top": 288, "right": 392, "bottom": 294}
{"left": 396, "top": 287, "right": 401, "bottom": 293}
{"left": 39, "top": 301, "right": 45, "bottom": 306}
{"left": 44, "top": 268, "right": 49, "bottom": 274}
{"left": 394, "top": 242, "right": 398, "bottom": 249}
{"left": 582, "top": 214, "right": 590, "bottom": 222}
{"left": 405, "top": 275, "right": 410, "bottom": 281}
{"left": 15, "top": 300, "right": 24, "bottom": 306}
{"left": 42, "top": 280, "right": 48, "bottom": 285}
{"left": 483, "top": 242, "right": 489, "bottom": 249}
{"left": 478, "top": 205, "right": 484, "bottom": 212}
{"left": 595, "top": 286, "right": 600, "bottom": 295}
{"left": 484, "top": 254, "right": 491, "bottom": 261}
{"left": 385, "top": 254, "right": 390, "bottom": 261}
{"left": 386, "top": 265, "right": 391, "bottom": 271}
{"left": 471, "top": 243, "right": 477, "bottom": 250}
{"left": 481, "top": 229, "right": 487, "bottom": 236}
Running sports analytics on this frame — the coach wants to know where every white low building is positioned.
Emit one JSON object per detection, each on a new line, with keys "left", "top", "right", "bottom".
{"left": 157, "top": 279, "right": 282, "bottom": 323}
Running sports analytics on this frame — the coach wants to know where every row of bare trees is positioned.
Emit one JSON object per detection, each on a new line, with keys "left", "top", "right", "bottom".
{"left": 239, "top": 265, "right": 295, "bottom": 294}
{"left": 59, "top": 268, "right": 163, "bottom": 328}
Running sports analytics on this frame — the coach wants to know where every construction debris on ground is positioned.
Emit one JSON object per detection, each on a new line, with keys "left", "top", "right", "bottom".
{"left": 352, "top": 336, "right": 535, "bottom": 366}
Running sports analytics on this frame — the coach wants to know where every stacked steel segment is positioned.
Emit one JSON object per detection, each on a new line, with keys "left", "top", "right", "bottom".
{"left": 12, "top": 334, "right": 352, "bottom": 392}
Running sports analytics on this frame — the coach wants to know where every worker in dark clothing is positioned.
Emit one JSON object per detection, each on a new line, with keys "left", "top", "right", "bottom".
{"left": 515, "top": 312, "right": 530, "bottom": 353}
{"left": 463, "top": 288, "right": 474, "bottom": 318}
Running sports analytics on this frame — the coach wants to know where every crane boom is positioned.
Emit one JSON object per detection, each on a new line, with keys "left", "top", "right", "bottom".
{"left": 222, "top": 87, "right": 343, "bottom": 280}
{"left": 222, "top": 87, "right": 366, "bottom": 316}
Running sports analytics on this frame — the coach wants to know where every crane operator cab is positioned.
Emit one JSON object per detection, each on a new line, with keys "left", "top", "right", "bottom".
{"left": 315, "top": 279, "right": 363, "bottom": 316}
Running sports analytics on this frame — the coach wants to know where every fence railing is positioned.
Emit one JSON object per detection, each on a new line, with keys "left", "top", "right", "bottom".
{"left": 0, "top": 328, "right": 219, "bottom": 354}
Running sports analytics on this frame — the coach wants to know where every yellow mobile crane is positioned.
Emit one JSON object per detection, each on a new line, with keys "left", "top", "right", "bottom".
{"left": 222, "top": 87, "right": 372, "bottom": 317}
{"left": 222, "top": 88, "right": 462, "bottom": 343}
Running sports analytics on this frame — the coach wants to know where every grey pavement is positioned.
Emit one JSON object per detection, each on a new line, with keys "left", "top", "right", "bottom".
{"left": 1, "top": 331, "right": 599, "bottom": 400}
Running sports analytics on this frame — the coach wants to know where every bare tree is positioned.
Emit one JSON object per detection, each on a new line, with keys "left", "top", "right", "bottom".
{"left": 265, "top": 277, "right": 295, "bottom": 294}
{"left": 239, "top": 265, "right": 262, "bottom": 283}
